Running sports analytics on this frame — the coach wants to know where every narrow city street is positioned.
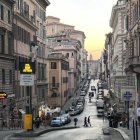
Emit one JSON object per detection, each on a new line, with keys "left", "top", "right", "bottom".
{"left": 5, "top": 79, "right": 124, "bottom": 140}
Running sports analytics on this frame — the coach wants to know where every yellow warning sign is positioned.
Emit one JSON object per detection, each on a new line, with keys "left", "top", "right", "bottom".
{"left": 23, "top": 64, "right": 32, "bottom": 73}
{"left": 24, "top": 114, "right": 33, "bottom": 130}
{"left": 20, "top": 62, "right": 35, "bottom": 74}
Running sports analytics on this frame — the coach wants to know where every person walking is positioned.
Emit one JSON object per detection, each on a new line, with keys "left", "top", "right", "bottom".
{"left": 84, "top": 117, "right": 88, "bottom": 127}
{"left": 87, "top": 116, "right": 91, "bottom": 127}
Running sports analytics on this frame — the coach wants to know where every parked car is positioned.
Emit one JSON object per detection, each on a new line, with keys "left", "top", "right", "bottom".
{"left": 96, "top": 99, "right": 104, "bottom": 109}
{"left": 97, "top": 109, "right": 104, "bottom": 117}
{"left": 51, "top": 117, "right": 63, "bottom": 127}
{"left": 97, "top": 95, "right": 104, "bottom": 100}
{"left": 91, "top": 86, "right": 96, "bottom": 91}
{"left": 69, "top": 109, "right": 79, "bottom": 116}
{"left": 61, "top": 113, "right": 71, "bottom": 124}
{"left": 60, "top": 116, "right": 66, "bottom": 125}
{"left": 80, "top": 91, "right": 86, "bottom": 96}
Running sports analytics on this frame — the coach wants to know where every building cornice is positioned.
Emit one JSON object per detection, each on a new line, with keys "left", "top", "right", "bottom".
{"left": 46, "top": 22, "right": 74, "bottom": 28}
{"left": 70, "top": 30, "right": 86, "bottom": 39}
{"left": 46, "top": 16, "right": 60, "bottom": 20}
{"left": 14, "top": 12, "right": 38, "bottom": 31}
{"left": 110, "top": 4, "right": 126, "bottom": 28}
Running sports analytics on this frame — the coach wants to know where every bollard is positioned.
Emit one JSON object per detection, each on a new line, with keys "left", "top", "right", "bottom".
{"left": 135, "top": 120, "right": 138, "bottom": 140}
{"left": 132, "top": 119, "right": 135, "bottom": 140}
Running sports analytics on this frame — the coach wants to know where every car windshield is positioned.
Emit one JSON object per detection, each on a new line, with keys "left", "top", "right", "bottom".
{"left": 53, "top": 117, "right": 60, "bottom": 120}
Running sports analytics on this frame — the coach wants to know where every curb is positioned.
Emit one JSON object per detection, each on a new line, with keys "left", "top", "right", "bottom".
{"left": 13, "top": 126, "right": 80, "bottom": 137}
{"left": 113, "top": 128, "right": 130, "bottom": 140}
{"left": 102, "top": 127, "right": 110, "bottom": 135}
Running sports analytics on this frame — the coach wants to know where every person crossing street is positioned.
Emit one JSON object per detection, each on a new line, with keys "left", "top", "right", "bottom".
{"left": 87, "top": 116, "right": 91, "bottom": 127}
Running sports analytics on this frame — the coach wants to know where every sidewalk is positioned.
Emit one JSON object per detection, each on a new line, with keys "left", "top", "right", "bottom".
{"left": 116, "top": 126, "right": 140, "bottom": 140}
{"left": 3, "top": 125, "right": 79, "bottom": 140}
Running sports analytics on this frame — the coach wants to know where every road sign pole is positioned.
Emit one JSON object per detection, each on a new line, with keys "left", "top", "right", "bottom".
{"left": 127, "top": 100, "right": 129, "bottom": 129}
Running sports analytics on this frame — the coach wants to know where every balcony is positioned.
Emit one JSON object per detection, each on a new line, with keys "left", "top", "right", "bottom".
{"left": 49, "top": 83, "right": 59, "bottom": 89}
{"left": 125, "top": 56, "right": 140, "bottom": 73}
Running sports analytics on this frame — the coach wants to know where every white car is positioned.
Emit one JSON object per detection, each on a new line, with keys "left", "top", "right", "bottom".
{"left": 61, "top": 113, "right": 71, "bottom": 124}
{"left": 96, "top": 99, "right": 104, "bottom": 108}
{"left": 80, "top": 91, "right": 86, "bottom": 96}
{"left": 51, "top": 117, "right": 63, "bottom": 127}
{"left": 97, "top": 109, "right": 104, "bottom": 117}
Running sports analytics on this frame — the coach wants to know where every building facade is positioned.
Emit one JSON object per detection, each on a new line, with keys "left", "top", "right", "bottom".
{"left": 13, "top": 0, "right": 50, "bottom": 116}
{"left": 35, "top": 0, "right": 50, "bottom": 117}
{"left": 125, "top": 0, "right": 140, "bottom": 110}
{"left": 88, "top": 59, "right": 99, "bottom": 79}
{"left": 52, "top": 40, "right": 79, "bottom": 98}
{"left": 46, "top": 16, "right": 87, "bottom": 92}
{"left": 109, "top": 0, "right": 129, "bottom": 110}
{"left": 47, "top": 53, "right": 69, "bottom": 108}
{"left": 0, "top": 0, "right": 15, "bottom": 121}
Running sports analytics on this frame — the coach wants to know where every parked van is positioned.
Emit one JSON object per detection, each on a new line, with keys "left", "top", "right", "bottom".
{"left": 96, "top": 99, "right": 104, "bottom": 109}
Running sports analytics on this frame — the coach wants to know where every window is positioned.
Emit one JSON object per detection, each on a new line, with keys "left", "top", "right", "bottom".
{"left": 71, "top": 53, "right": 74, "bottom": 57}
{"left": 0, "top": 5, "right": 4, "bottom": 20}
{"left": 51, "top": 92, "right": 57, "bottom": 97}
{"left": 42, "top": 89, "right": 45, "bottom": 99}
{"left": 126, "top": 15, "right": 129, "bottom": 31}
{"left": 51, "top": 62, "right": 57, "bottom": 69}
{"left": 0, "top": 34, "right": 4, "bottom": 53}
{"left": 8, "top": 10, "right": 10, "bottom": 24}
{"left": 37, "top": 21, "right": 39, "bottom": 35}
{"left": 52, "top": 28, "right": 54, "bottom": 33}
{"left": 9, "top": 70, "right": 12, "bottom": 83}
{"left": 8, "top": 33, "right": 12, "bottom": 54}
{"left": 17, "top": 0, "right": 20, "bottom": 10}
{"left": 66, "top": 53, "right": 69, "bottom": 57}
{"left": 2, "top": 69, "right": 5, "bottom": 84}
{"left": 52, "top": 76, "right": 55, "bottom": 87}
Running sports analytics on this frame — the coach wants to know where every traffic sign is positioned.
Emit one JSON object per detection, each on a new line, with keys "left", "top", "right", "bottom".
{"left": 0, "top": 92, "right": 7, "bottom": 99}
{"left": 19, "top": 62, "right": 35, "bottom": 74}
{"left": 123, "top": 91, "right": 132, "bottom": 101}
{"left": 20, "top": 74, "right": 34, "bottom": 86}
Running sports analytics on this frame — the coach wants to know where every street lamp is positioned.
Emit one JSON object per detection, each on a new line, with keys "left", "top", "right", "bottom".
{"left": 27, "top": 42, "right": 38, "bottom": 131}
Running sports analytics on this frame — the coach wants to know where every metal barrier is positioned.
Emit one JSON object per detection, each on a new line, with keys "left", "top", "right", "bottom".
{"left": 133, "top": 119, "right": 138, "bottom": 140}
{"left": 0, "top": 119, "right": 23, "bottom": 130}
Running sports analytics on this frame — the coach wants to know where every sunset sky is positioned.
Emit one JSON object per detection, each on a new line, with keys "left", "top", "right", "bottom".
{"left": 47, "top": 0, "right": 117, "bottom": 60}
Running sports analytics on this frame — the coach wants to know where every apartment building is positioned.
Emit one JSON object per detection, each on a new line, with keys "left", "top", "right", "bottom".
{"left": 88, "top": 60, "right": 98, "bottom": 79}
{"left": 47, "top": 53, "right": 69, "bottom": 108}
{"left": 125, "top": 0, "right": 140, "bottom": 108}
{"left": 13, "top": 0, "right": 50, "bottom": 115}
{"left": 0, "top": 0, "right": 15, "bottom": 119}
{"left": 109, "top": 0, "right": 130, "bottom": 110}
{"left": 52, "top": 40, "right": 79, "bottom": 98}
{"left": 35, "top": 0, "right": 50, "bottom": 116}
{"left": 69, "top": 30, "right": 86, "bottom": 82}
{"left": 46, "top": 16, "right": 87, "bottom": 92}
{"left": 82, "top": 49, "right": 88, "bottom": 80}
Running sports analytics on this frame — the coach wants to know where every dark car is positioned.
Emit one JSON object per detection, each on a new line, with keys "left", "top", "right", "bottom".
{"left": 80, "top": 91, "right": 86, "bottom": 96}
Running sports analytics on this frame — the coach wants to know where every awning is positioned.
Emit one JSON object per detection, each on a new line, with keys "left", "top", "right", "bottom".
{"left": 19, "top": 109, "right": 25, "bottom": 114}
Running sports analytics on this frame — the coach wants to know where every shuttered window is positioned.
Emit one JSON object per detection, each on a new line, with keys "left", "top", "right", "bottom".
{"left": 2, "top": 69, "right": 5, "bottom": 84}
{"left": 0, "top": 5, "right": 4, "bottom": 20}
{"left": 0, "top": 33, "right": 5, "bottom": 53}
{"left": 13, "top": 24, "right": 31, "bottom": 45}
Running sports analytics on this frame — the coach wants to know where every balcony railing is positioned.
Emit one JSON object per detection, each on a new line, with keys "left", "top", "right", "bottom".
{"left": 49, "top": 83, "right": 59, "bottom": 89}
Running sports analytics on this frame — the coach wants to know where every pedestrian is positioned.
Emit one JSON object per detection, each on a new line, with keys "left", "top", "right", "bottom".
{"left": 74, "top": 118, "right": 78, "bottom": 127}
{"left": 84, "top": 117, "right": 88, "bottom": 127}
{"left": 87, "top": 116, "right": 91, "bottom": 127}
{"left": 137, "top": 105, "right": 140, "bottom": 126}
